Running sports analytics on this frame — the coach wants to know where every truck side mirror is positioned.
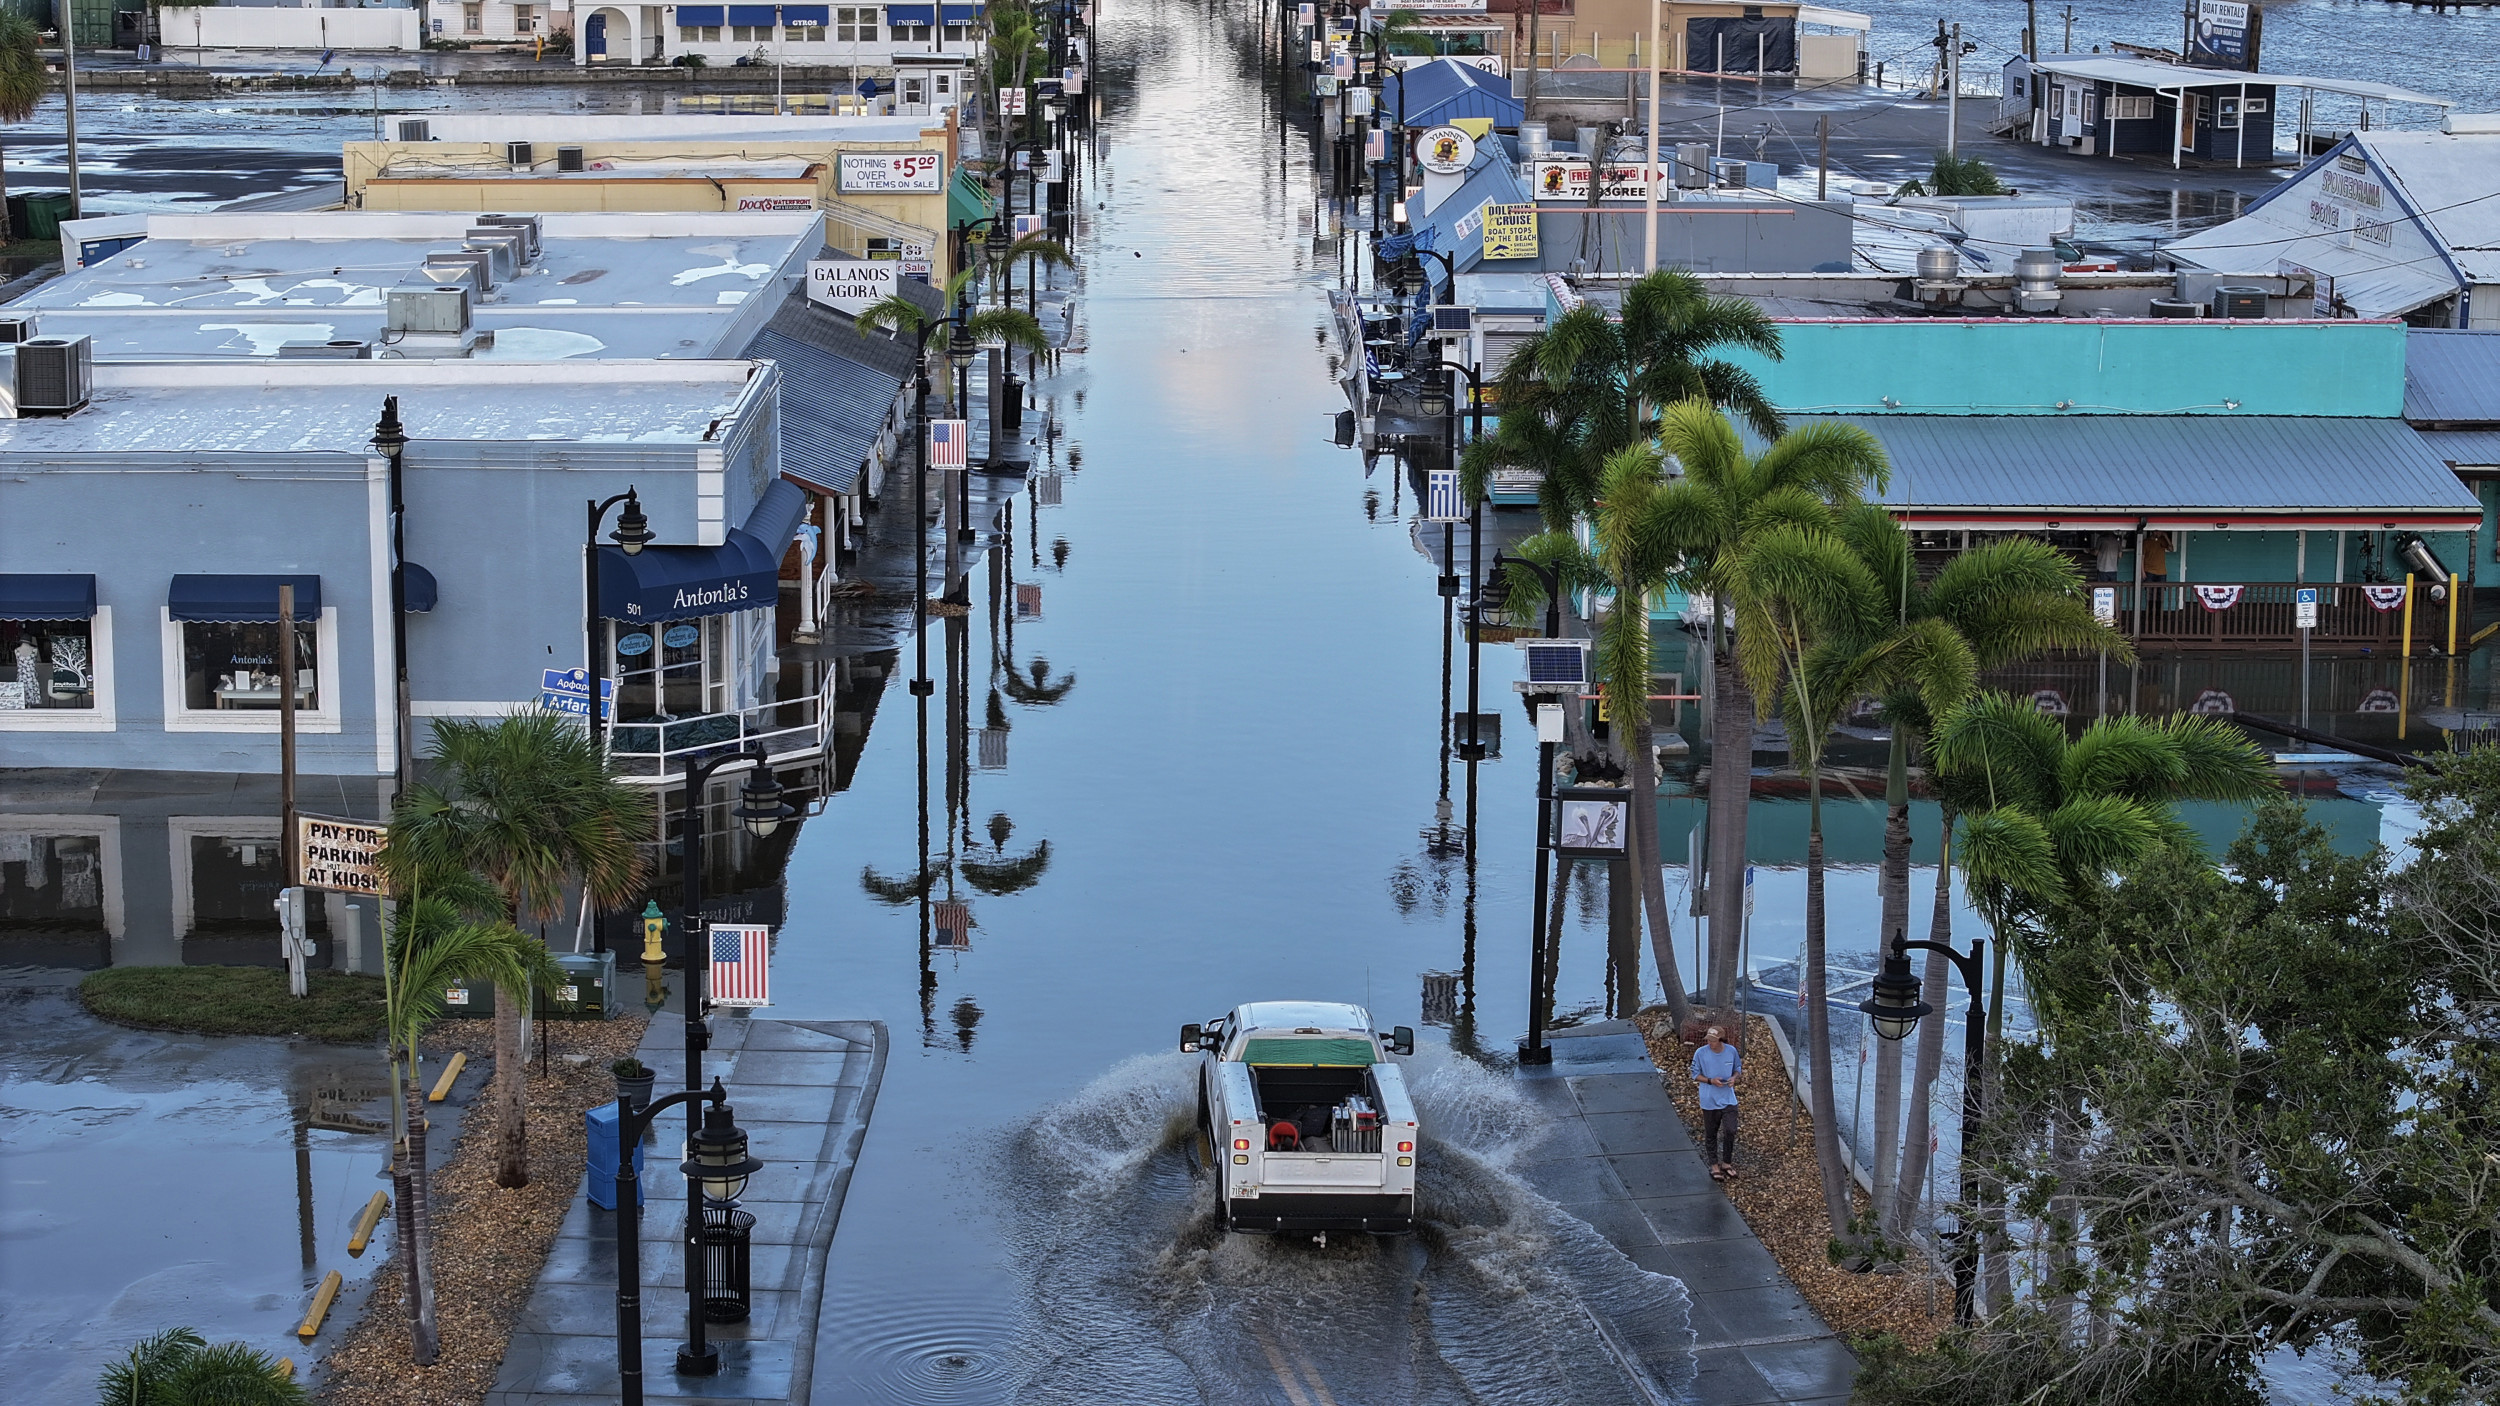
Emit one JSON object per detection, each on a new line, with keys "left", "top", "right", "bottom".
{"left": 1391, "top": 1026, "right": 1415, "bottom": 1055}
{"left": 1180, "top": 1023, "right": 1202, "bottom": 1053}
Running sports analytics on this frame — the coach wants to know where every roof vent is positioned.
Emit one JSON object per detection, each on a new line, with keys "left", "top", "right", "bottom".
{"left": 2013, "top": 248, "right": 2062, "bottom": 315}
{"left": 277, "top": 339, "right": 373, "bottom": 359}
{"left": 0, "top": 314, "right": 37, "bottom": 344}
{"left": 398, "top": 118, "right": 431, "bottom": 142}
{"left": 420, "top": 248, "right": 491, "bottom": 292}
{"left": 506, "top": 140, "right": 535, "bottom": 169}
{"left": 462, "top": 230, "right": 522, "bottom": 283}
{"left": 472, "top": 216, "right": 541, "bottom": 261}
{"left": 16, "top": 335, "right": 91, "bottom": 415}
{"left": 557, "top": 145, "right": 586, "bottom": 172}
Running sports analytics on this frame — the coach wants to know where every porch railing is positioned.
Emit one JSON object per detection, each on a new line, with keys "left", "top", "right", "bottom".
{"left": 606, "top": 691, "right": 828, "bottom": 781}
{"left": 2114, "top": 581, "right": 2463, "bottom": 651}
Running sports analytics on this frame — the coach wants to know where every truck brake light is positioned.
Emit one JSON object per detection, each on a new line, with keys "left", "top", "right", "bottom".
{"left": 1234, "top": 1138, "right": 1250, "bottom": 1151}
{"left": 1397, "top": 1141, "right": 1413, "bottom": 1153}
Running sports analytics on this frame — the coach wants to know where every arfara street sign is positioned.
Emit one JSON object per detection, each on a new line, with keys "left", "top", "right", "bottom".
{"left": 808, "top": 260, "right": 898, "bottom": 316}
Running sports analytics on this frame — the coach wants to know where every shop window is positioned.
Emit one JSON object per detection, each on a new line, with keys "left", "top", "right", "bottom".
{"left": 786, "top": 18, "right": 824, "bottom": 39}
{"left": 682, "top": 23, "right": 721, "bottom": 40}
{"left": 463, "top": 2, "right": 482, "bottom": 32}
{"left": 181, "top": 620, "right": 317, "bottom": 712}
{"left": 0, "top": 617, "right": 96, "bottom": 711}
{"left": 2111, "top": 94, "right": 2154, "bottom": 120}
{"left": 892, "top": 20, "right": 930, "bottom": 41}
{"left": 834, "top": 6, "right": 876, "bottom": 39}
{"left": 732, "top": 23, "right": 772, "bottom": 40}
{"left": 182, "top": 830, "right": 324, "bottom": 962}
{"left": 941, "top": 20, "right": 968, "bottom": 40}
{"left": 514, "top": 5, "right": 535, "bottom": 32}
{"left": 0, "top": 833, "right": 107, "bottom": 935}
{"left": 609, "top": 615, "right": 730, "bottom": 725}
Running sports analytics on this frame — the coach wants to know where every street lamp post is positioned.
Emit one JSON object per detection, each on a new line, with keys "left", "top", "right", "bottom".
{"left": 1859, "top": 935, "right": 1989, "bottom": 1325}
{"left": 585, "top": 488, "right": 654, "bottom": 753}
{"left": 669, "top": 749, "right": 790, "bottom": 1376}
{"left": 612, "top": 1078, "right": 762, "bottom": 1406}
{"left": 948, "top": 295, "right": 979, "bottom": 543}
{"left": 1414, "top": 357, "right": 1489, "bottom": 761}
{"left": 372, "top": 398, "right": 414, "bottom": 798}
{"left": 904, "top": 318, "right": 947, "bottom": 698}
{"left": 1481, "top": 551, "right": 1563, "bottom": 1064}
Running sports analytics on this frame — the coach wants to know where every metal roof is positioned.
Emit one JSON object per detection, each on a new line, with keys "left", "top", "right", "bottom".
{"left": 1839, "top": 415, "right": 2480, "bottom": 519}
{"left": 2026, "top": 53, "right": 2454, "bottom": 107}
{"left": 751, "top": 329, "right": 892, "bottom": 496}
{"left": 2404, "top": 330, "right": 2500, "bottom": 423}
{"left": 2415, "top": 427, "right": 2500, "bottom": 468}
{"left": 2163, "top": 136, "right": 2463, "bottom": 321}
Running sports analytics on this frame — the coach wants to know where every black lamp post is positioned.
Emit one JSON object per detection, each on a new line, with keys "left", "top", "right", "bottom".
{"left": 1859, "top": 935, "right": 1988, "bottom": 1325}
{"left": 372, "top": 398, "right": 413, "bottom": 798}
{"left": 585, "top": 488, "right": 654, "bottom": 753}
{"left": 903, "top": 318, "right": 947, "bottom": 698}
{"left": 1483, "top": 551, "right": 1563, "bottom": 1063}
{"left": 1416, "top": 357, "right": 1490, "bottom": 760}
{"left": 611, "top": 1078, "right": 763, "bottom": 1406}
{"left": 669, "top": 747, "right": 790, "bottom": 1376}
{"left": 948, "top": 297, "right": 979, "bottom": 542}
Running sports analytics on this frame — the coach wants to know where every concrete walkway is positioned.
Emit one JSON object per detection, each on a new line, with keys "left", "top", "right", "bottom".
{"left": 486, "top": 1016, "right": 886, "bottom": 1406}
{"left": 1514, "top": 1021, "right": 1856, "bottom": 1406}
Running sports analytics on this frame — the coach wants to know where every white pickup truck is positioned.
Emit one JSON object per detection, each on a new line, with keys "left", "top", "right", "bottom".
{"left": 1183, "top": 1001, "right": 1419, "bottom": 1235}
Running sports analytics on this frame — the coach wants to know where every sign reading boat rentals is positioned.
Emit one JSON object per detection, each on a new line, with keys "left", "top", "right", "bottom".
{"left": 809, "top": 260, "right": 898, "bottom": 316}
{"left": 296, "top": 813, "right": 386, "bottom": 895}
{"left": 837, "top": 151, "right": 943, "bottom": 193}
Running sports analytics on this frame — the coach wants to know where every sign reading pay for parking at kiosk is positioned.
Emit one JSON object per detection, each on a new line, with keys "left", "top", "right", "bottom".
{"left": 809, "top": 260, "right": 898, "bottom": 316}
{"left": 296, "top": 813, "right": 385, "bottom": 895}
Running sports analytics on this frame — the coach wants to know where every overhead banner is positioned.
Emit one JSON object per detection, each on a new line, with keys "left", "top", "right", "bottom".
{"left": 808, "top": 260, "right": 898, "bottom": 316}
{"left": 708, "top": 923, "right": 772, "bottom": 1007}
{"left": 1530, "top": 159, "right": 1668, "bottom": 203}
{"left": 1481, "top": 203, "right": 1539, "bottom": 260}
{"left": 837, "top": 151, "right": 944, "bottom": 193}
{"left": 296, "top": 813, "right": 386, "bottom": 895}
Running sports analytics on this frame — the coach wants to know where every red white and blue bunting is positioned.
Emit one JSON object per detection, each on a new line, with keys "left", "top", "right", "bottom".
{"left": 2194, "top": 584, "right": 2246, "bottom": 611}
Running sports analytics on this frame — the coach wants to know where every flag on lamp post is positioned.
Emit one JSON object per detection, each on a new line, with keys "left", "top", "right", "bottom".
{"left": 933, "top": 901, "right": 971, "bottom": 950}
{"left": 708, "top": 923, "right": 772, "bottom": 1007}
{"left": 929, "top": 419, "right": 968, "bottom": 471}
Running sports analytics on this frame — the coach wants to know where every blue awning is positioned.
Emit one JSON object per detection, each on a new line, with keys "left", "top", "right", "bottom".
{"left": 169, "top": 574, "right": 322, "bottom": 624}
{"left": 400, "top": 562, "right": 438, "bottom": 613}
{"left": 885, "top": 3, "right": 933, "bottom": 22}
{"left": 940, "top": 3, "right": 979, "bottom": 19}
{"left": 0, "top": 573, "right": 95, "bottom": 620}
{"left": 676, "top": 4, "right": 725, "bottom": 23}
{"left": 781, "top": 2, "right": 829, "bottom": 19}
{"left": 597, "top": 482, "right": 808, "bottom": 624}
{"left": 726, "top": 4, "right": 777, "bottom": 23}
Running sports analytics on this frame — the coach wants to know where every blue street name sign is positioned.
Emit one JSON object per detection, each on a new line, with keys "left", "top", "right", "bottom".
{"left": 540, "top": 667, "right": 616, "bottom": 721}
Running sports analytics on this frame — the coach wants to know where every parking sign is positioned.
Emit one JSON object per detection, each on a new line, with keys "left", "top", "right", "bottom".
{"left": 2295, "top": 586, "right": 2319, "bottom": 629}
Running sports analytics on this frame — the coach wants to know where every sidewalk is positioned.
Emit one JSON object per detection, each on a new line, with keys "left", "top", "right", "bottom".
{"left": 1514, "top": 1020, "right": 1856, "bottom": 1406}
{"left": 486, "top": 1015, "right": 887, "bottom": 1406}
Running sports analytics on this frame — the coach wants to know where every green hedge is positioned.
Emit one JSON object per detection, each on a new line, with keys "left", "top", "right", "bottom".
{"left": 78, "top": 966, "right": 387, "bottom": 1044}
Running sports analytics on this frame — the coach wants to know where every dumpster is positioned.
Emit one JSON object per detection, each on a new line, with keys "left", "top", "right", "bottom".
{"left": 548, "top": 951, "right": 616, "bottom": 1020}
{"left": 20, "top": 193, "right": 73, "bottom": 242}
{"left": 441, "top": 975, "right": 495, "bottom": 1019}
{"left": 584, "top": 1101, "right": 647, "bottom": 1209}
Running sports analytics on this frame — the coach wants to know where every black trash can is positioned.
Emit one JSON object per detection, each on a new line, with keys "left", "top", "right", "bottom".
{"left": 699, "top": 1205, "right": 755, "bottom": 1323}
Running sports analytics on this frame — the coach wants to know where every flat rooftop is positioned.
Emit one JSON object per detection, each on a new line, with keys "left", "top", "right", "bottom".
{"left": 406, "top": 114, "right": 945, "bottom": 143}
{"left": 371, "top": 158, "right": 823, "bottom": 182}
{"left": 0, "top": 360, "right": 763, "bottom": 457}
{"left": 16, "top": 211, "right": 824, "bottom": 360}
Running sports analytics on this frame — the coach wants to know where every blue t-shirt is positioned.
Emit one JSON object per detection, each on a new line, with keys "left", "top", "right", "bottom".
{"left": 1691, "top": 1043, "right": 1740, "bottom": 1110}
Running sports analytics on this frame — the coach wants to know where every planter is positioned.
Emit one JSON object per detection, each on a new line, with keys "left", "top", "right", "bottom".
{"left": 614, "top": 1071, "right": 656, "bottom": 1113}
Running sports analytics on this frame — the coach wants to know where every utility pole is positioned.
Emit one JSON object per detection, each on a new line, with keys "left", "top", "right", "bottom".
{"left": 2026, "top": 0, "right": 2038, "bottom": 56}
{"left": 60, "top": 0, "right": 81, "bottom": 218}
{"left": 1946, "top": 23, "right": 1961, "bottom": 157}
{"left": 1642, "top": 0, "right": 1661, "bottom": 272}
{"left": 1817, "top": 113, "right": 1829, "bottom": 200}
{"left": 279, "top": 581, "right": 299, "bottom": 888}
{"left": 2065, "top": 5, "right": 2075, "bottom": 54}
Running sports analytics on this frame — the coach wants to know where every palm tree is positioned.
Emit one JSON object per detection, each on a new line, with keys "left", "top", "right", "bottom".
{"left": 1730, "top": 517, "right": 1972, "bottom": 1247}
{"left": 982, "top": 232, "right": 1071, "bottom": 311}
{"left": 1835, "top": 510, "right": 2132, "bottom": 1237}
{"left": 1500, "top": 442, "right": 1699, "bottom": 1031}
{"left": 857, "top": 279, "right": 1050, "bottom": 412}
{"left": 1647, "top": 404, "right": 1889, "bottom": 1017}
{"left": 1925, "top": 692, "right": 2274, "bottom": 1307}
{"left": 0, "top": 13, "right": 42, "bottom": 244}
{"left": 382, "top": 711, "right": 649, "bottom": 1190}
{"left": 372, "top": 869, "right": 559, "bottom": 1366}
{"left": 97, "top": 1326, "right": 309, "bottom": 1406}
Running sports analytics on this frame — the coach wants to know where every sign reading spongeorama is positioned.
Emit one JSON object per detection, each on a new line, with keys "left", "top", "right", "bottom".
{"left": 837, "top": 151, "right": 943, "bottom": 193}
{"left": 297, "top": 813, "right": 386, "bottom": 895}
{"left": 808, "top": 260, "right": 899, "bottom": 315}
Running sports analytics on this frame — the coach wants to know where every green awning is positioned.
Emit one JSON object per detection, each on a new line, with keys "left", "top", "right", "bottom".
{"left": 1243, "top": 1037, "right": 1376, "bottom": 1068}
{"left": 949, "top": 165, "right": 993, "bottom": 229}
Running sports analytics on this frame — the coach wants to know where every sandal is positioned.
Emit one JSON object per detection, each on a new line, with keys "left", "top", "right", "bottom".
{"left": 1709, "top": 1166, "right": 1727, "bottom": 1182}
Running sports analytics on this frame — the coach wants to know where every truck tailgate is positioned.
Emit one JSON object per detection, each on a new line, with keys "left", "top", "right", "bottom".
{"left": 1260, "top": 1153, "right": 1385, "bottom": 1188}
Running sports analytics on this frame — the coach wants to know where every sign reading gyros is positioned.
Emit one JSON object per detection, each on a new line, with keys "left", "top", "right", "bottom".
{"left": 1415, "top": 125, "right": 1477, "bottom": 175}
{"left": 297, "top": 813, "right": 386, "bottom": 895}
{"left": 837, "top": 151, "right": 944, "bottom": 193}
{"left": 808, "top": 260, "right": 899, "bottom": 316}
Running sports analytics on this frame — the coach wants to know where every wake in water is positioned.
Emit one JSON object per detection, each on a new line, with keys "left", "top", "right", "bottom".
{"left": 989, "top": 1049, "right": 1695, "bottom": 1405}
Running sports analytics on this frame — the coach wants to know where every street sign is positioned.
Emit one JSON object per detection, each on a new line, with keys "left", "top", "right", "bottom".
{"left": 1481, "top": 203, "right": 1538, "bottom": 261}
{"left": 2091, "top": 585, "right": 2117, "bottom": 625}
{"left": 807, "top": 259, "right": 898, "bottom": 316}
{"left": 297, "top": 813, "right": 386, "bottom": 895}
{"left": 1000, "top": 86, "right": 1028, "bottom": 116}
{"left": 540, "top": 666, "right": 615, "bottom": 721}
{"left": 1425, "top": 468, "right": 1462, "bottom": 521}
{"left": 2296, "top": 586, "right": 2319, "bottom": 629}
{"left": 1744, "top": 864, "right": 1756, "bottom": 916}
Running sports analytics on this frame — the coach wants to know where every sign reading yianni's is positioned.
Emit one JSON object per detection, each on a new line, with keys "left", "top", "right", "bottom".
{"left": 809, "top": 260, "right": 898, "bottom": 316}
{"left": 297, "top": 813, "right": 386, "bottom": 895}
{"left": 837, "top": 151, "right": 943, "bottom": 193}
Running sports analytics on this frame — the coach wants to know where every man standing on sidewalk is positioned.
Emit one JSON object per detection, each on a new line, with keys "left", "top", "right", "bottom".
{"left": 1692, "top": 1025, "right": 1741, "bottom": 1181}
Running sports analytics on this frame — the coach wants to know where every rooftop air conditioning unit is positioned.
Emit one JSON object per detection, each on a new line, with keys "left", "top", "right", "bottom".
{"left": 2149, "top": 297, "right": 2203, "bottom": 318}
{"left": 1673, "top": 143, "right": 1711, "bottom": 188}
{"left": 398, "top": 119, "right": 431, "bottom": 142}
{"left": 2216, "top": 286, "right": 2268, "bottom": 319}
{"left": 386, "top": 284, "right": 472, "bottom": 336}
{"left": 16, "top": 335, "right": 91, "bottom": 415}
{"left": 506, "top": 140, "right": 535, "bottom": 169}
{"left": 466, "top": 225, "right": 530, "bottom": 270}
{"left": 420, "top": 248, "right": 492, "bottom": 292}
{"left": 476, "top": 212, "right": 544, "bottom": 259}
{"left": 0, "top": 314, "right": 37, "bottom": 344}
{"left": 277, "top": 339, "right": 373, "bottom": 359}
{"left": 556, "top": 145, "right": 586, "bottom": 172}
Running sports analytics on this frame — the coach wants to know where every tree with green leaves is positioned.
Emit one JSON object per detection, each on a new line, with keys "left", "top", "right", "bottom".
{"left": 1832, "top": 513, "right": 2132, "bottom": 1239}
{"left": 857, "top": 271, "right": 1050, "bottom": 412}
{"left": 381, "top": 711, "right": 649, "bottom": 1191}
{"left": 0, "top": 12, "right": 44, "bottom": 243}
{"left": 1728, "top": 509, "right": 1971, "bottom": 1247}
{"left": 96, "top": 1327, "right": 309, "bottom": 1406}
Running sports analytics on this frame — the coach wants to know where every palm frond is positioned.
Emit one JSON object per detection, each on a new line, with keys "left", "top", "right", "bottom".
{"left": 964, "top": 306, "right": 1050, "bottom": 355}
{"left": 2043, "top": 794, "right": 2170, "bottom": 885}
{"left": 855, "top": 293, "right": 927, "bottom": 337}
{"left": 1958, "top": 807, "right": 2063, "bottom": 909}
{"left": 2155, "top": 714, "right": 2279, "bottom": 803}
{"left": 1753, "top": 418, "right": 1890, "bottom": 502}
{"left": 1930, "top": 691, "right": 2067, "bottom": 812}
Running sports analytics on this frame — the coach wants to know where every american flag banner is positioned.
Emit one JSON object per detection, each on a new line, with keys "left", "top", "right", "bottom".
{"left": 708, "top": 923, "right": 772, "bottom": 1008}
{"left": 978, "top": 727, "right": 1009, "bottom": 769}
{"left": 933, "top": 901, "right": 971, "bottom": 950}
{"left": 1425, "top": 469, "right": 1463, "bottom": 523}
{"left": 928, "top": 419, "right": 968, "bottom": 471}
{"left": 1032, "top": 473, "right": 1063, "bottom": 507}
{"left": 1015, "top": 583, "right": 1043, "bottom": 620}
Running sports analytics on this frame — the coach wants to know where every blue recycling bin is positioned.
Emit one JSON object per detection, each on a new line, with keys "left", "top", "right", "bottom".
{"left": 585, "top": 1102, "right": 646, "bottom": 1209}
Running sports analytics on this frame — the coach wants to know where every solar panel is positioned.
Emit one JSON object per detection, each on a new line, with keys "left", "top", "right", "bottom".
{"left": 1431, "top": 306, "right": 1474, "bottom": 334}
{"left": 1520, "top": 641, "right": 1588, "bottom": 688}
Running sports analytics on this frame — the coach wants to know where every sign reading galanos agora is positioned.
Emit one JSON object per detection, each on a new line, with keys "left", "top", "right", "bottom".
{"left": 809, "top": 260, "right": 898, "bottom": 316}
{"left": 297, "top": 813, "right": 385, "bottom": 895}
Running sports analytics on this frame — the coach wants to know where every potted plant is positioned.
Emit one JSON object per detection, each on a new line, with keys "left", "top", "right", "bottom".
{"left": 611, "top": 1057, "right": 655, "bottom": 1111}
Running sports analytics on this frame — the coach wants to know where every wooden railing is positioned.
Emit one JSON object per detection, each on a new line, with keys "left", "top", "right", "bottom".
{"left": 2112, "top": 581, "right": 2463, "bottom": 650}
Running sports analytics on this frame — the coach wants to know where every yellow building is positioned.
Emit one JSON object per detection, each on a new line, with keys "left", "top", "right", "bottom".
{"left": 1498, "top": 1, "right": 1865, "bottom": 81}
{"left": 344, "top": 113, "right": 971, "bottom": 280}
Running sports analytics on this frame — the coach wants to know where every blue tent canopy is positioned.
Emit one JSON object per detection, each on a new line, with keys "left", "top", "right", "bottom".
{"left": 597, "top": 482, "right": 807, "bottom": 624}
{"left": 169, "top": 575, "right": 321, "bottom": 624}
{"left": 0, "top": 573, "right": 94, "bottom": 620}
